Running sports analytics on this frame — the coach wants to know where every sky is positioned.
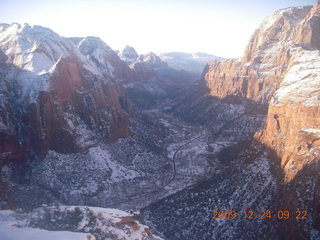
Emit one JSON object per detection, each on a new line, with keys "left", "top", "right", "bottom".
{"left": 0, "top": 0, "right": 316, "bottom": 58}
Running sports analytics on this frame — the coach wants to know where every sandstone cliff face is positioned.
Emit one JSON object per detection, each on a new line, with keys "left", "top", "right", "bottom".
{"left": 204, "top": 6, "right": 312, "bottom": 103}
{"left": 0, "top": 23, "right": 131, "bottom": 165}
{"left": 203, "top": 3, "right": 320, "bottom": 237}
{"left": 204, "top": 3, "right": 320, "bottom": 181}
{"left": 259, "top": 48, "right": 320, "bottom": 182}
{"left": 257, "top": 2, "right": 320, "bottom": 183}
{"left": 294, "top": 2, "right": 320, "bottom": 50}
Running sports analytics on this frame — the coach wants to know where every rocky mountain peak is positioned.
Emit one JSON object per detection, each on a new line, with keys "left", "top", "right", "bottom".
{"left": 242, "top": 6, "right": 312, "bottom": 63}
{"left": 0, "top": 23, "right": 102, "bottom": 103}
{"left": 73, "top": 36, "right": 112, "bottom": 55}
{"left": 119, "top": 45, "right": 139, "bottom": 63}
{"left": 74, "top": 37, "right": 133, "bottom": 82}
{"left": 293, "top": 2, "right": 320, "bottom": 50}
{"left": 138, "top": 52, "right": 168, "bottom": 68}
{"left": 0, "top": 22, "right": 131, "bottom": 166}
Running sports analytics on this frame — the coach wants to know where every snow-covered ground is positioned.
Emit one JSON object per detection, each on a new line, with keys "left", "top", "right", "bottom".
{"left": 2, "top": 107, "right": 216, "bottom": 210}
{"left": 0, "top": 206, "right": 163, "bottom": 240}
{"left": 143, "top": 147, "right": 279, "bottom": 240}
{"left": 0, "top": 210, "right": 95, "bottom": 240}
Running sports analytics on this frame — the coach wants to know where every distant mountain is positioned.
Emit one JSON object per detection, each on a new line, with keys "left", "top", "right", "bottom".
{"left": 159, "top": 52, "right": 222, "bottom": 75}
{"left": 118, "top": 46, "right": 199, "bottom": 108}
{"left": 119, "top": 45, "right": 139, "bottom": 64}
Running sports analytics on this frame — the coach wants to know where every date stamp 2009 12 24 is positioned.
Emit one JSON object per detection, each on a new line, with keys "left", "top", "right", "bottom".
{"left": 211, "top": 210, "right": 308, "bottom": 220}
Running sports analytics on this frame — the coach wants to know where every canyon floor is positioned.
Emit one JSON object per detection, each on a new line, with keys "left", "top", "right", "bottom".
{"left": 2, "top": 3, "right": 320, "bottom": 238}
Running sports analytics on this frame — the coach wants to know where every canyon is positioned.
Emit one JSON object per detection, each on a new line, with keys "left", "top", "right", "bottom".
{"left": 0, "top": 2, "right": 320, "bottom": 240}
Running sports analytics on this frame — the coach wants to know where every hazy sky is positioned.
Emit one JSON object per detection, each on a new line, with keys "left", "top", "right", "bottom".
{"left": 0, "top": 0, "right": 316, "bottom": 58}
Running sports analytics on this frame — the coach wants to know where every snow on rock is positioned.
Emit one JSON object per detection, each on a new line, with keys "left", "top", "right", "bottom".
{"left": 259, "top": 6, "right": 310, "bottom": 34}
{"left": 143, "top": 147, "right": 278, "bottom": 240}
{"left": 64, "top": 113, "right": 97, "bottom": 149}
{"left": 138, "top": 52, "right": 167, "bottom": 68}
{"left": 119, "top": 45, "right": 139, "bottom": 64}
{"left": 75, "top": 36, "right": 116, "bottom": 78}
{"left": 272, "top": 49, "right": 320, "bottom": 106}
{"left": 0, "top": 23, "right": 102, "bottom": 103}
{"left": 0, "top": 206, "right": 163, "bottom": 240}
{"left": 204, "top": 5, "right": 313, "bottom": 103}
{"left": 0, "top": 23, "right": 98, "bottom": 74}
{"left": 88, "top": 146, "right": 139, "bottom": 182}
{"left": 30, "top": 145, "right": 141, "bottom": 200}
{"left": 301, "top": 128, "right": 320, "bottom": 135}
{"left": 0, "top": 210, "right": 95, "bottom": 240}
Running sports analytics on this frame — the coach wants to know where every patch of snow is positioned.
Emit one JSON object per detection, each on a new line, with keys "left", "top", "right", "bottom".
{"left": 0, "top": 206, "right": 163, "bottom": 240}
{"left": 88, "top": 146, "right": 139, "bottom": 182}
{"left": 0, "top": 210, "right": 94, "bottom": 240}
{"left": 259, "top": 6, "right": 311, "bottom": 32}
{"left": 77, "top": 36, "right": 117, "bottom": 79}
{"left": 301, "top": 128, "right": 320, "bottom": 135}
{"left": 0, "top": 23, "right": 104, "bottom": 104}
{"left": 273, "top": 49, "right": 320, "bottom": 106}
{"left": 64, "top": 113, "right": 97, "bottom": 148}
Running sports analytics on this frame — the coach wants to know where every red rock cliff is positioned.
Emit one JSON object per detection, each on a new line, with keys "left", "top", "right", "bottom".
{"left": 204, "top": 6, "right": 312, "bottom": 103}
{"left": 203, "top": 3, "right": 320, "bottom": 181}
{"left": 257, "top": 3, "right": 320, "bottom": 182}
{"left": 0, "top": 24, "right": 132, "bottom": 165}
{"left": 203, "top": 3, "right": 320, "bottom": 237}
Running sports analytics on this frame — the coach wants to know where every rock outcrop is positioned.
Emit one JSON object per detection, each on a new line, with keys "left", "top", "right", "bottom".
{"left": 259, "top": 49, "right": 320, "bottom": 182}
{"left": 255, "top": 2, "right": 320, "bottom": 182}
{"left": 204, "top": 6, "right": 312, "bottom": 103}
{"left": 202, "top": 3, "right": 320, "bottom": 238}
{"left": 122, "top": 48, "right": 169, "bottom": 81}
{"left": 120, "top": 48, "right": 199, "bottom": 110}
{"left": 0, "top": 23, "right": 132, "bottom": 166}
{"left": 203, "top": 3, "right": 320, "bottom": 181}
{"left": 73, "top": 37, "right": 134, "bottom": 83}
{"left": 119, "top": 45, "right": 139, "bottom": 64}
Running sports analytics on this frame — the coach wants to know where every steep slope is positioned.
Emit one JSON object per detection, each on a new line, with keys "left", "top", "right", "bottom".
{"left": 256, "top": 4, "right": 320, "bottom": 238}
{"left": 2, "top": 3, "right": 320, "bottom": 238}
{"left": 204, "top": 6, "right": 312, "bottom": 103}
{"left": 255, "top": 3, "right": 320, "bottom": 181}
{"left": 0, "top": 23, "right": 131, "bottom": 167}
{"left": 72, "top": 37, "right": 134, "bottom": 83}
{"left": 201, "top": 2, "right": 320, "bottom": 239}
{"left": 0, "top": 24, "right": 213, "bottom": 212}
{"left": 203, "top": 3, "right": 320, "bottom": 185}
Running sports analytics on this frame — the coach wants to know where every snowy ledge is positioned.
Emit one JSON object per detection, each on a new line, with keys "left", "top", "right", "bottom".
{"left": 0, "top": 210, "right": 94, "bottom": 240}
